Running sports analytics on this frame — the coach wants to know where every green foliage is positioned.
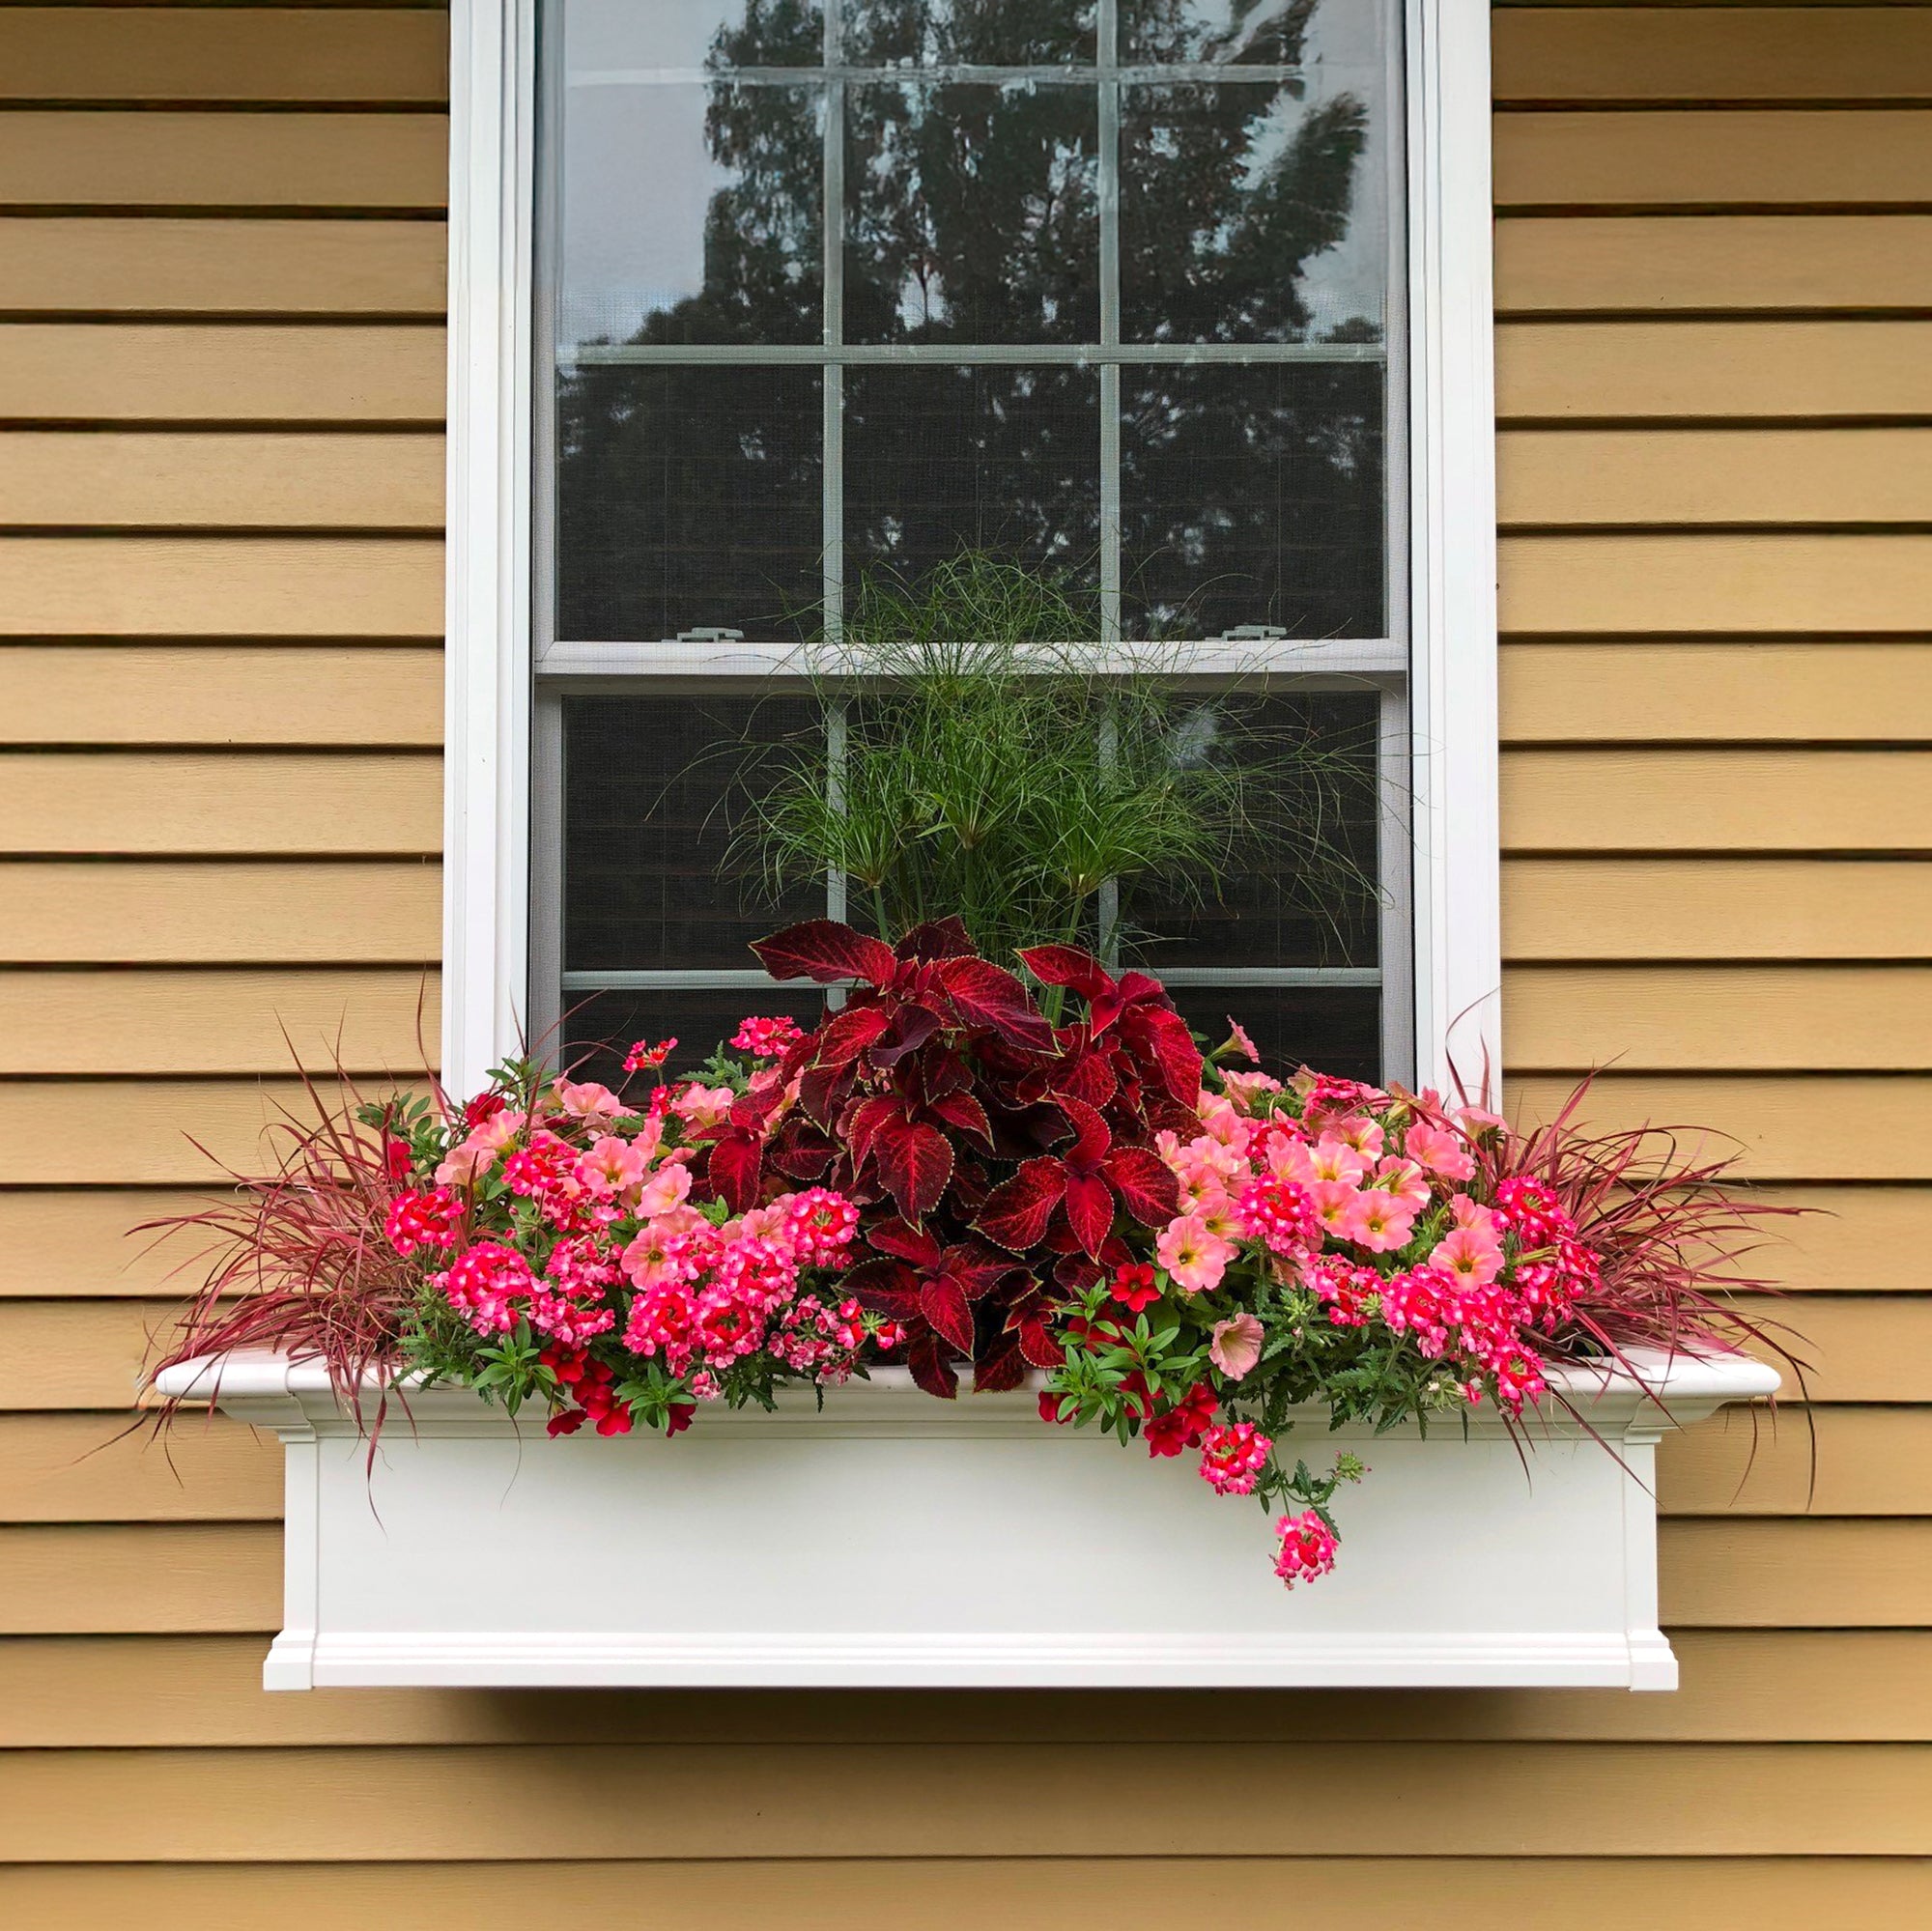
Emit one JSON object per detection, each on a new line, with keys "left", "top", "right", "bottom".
{"left": 738, "top": 552, "right": 1375, "bottom": 963}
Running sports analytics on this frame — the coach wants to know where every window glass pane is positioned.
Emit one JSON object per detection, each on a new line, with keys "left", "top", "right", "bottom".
{"left": 845, "top": 0, "right": 1096, "bottom": 65}
{"left": 1120, "top": 0, "right": 1384, "bottom": 71}
{"left": 562, "top": 0, "right": 822, "bottom": 72}
{"left": 844, "top": 364, "right": 1101, "bottom": 583}
{"left": 562, "top": 693, "right": 824, "bottom": 973}
{"left": 1164, "top": 984, "right": 1381, "bottom": 1084}
{"left": 558, "top": 80, "right": 823, "bottom": 352}
{"left": 844, "top": 82, "right": 1098, "bottom": 344}
{"left": 1119, "top": 84, "right": 1385, "bottom": 344}
{"left": 557, "top": 365, "right": 822, "bottom": 641}
{"left": 1116, "top": 690, "right": 1381, "bottom": 968}
{"left": 1120, "top": 361, "right": 1383, "bottom": 640}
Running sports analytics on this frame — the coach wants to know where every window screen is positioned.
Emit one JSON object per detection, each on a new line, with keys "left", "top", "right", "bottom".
{"left": 533, "top": 0, "right": 1408, "bottom": 1083}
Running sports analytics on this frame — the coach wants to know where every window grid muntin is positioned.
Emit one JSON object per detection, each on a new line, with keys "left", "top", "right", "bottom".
{"left": 534, "top": 0, "right": 1408, "bottom": 1075}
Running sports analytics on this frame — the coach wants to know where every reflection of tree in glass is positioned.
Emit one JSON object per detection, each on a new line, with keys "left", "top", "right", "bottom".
{"left": 555, "top": 0, "right": 1380, "bottom": 644}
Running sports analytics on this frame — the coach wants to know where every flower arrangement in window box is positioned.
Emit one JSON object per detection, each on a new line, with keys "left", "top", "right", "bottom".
{"left": 155, "top": 917, "right": 1796, "bottom": 1604}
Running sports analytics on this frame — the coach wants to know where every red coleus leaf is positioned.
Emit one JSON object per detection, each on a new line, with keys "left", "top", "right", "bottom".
{"left": 905, "top": 1330, "right": 958, "bottom": 1400}
{"left": 814, "top": 1001, "right": 892, "bottom": 1069}
{"left": 926, "top": 1087, "right": 993, "bottom": 1146}
{"left": 975, "top": 1156, "right": 1067, "bottom": 1254}
{"left": 798, "top": 1060, "right": 853, "bottom": 1128}
{"left": 939, "top": 1239, "right": 1019, "bottom": 1302}
{"left": 867, "top": 1001, "right": 943, "bottom": 1067}
{"left": 1059, "top": 1094, "right": 1112, "bottom": 1173}
{"left": 919, "top": 1276, "right": 976, "bottom": 1353}
{"left": 972, "top": 1334, "right": 1029, "bottom": 1393}
{"left": 752, "top": 919, "right": 896, "bottom": 988}
{"left": 895, "top": 917, "right": 976, "bottom": 961}
{"left": 843, "top": 1093, "right": 904, "bottom": 1171}
{"left": 1062, "top": 1168, "right": 1115, "bottom": 1260}
{"left": 706, "top": 1129, "right": 762, "bottom": 1215}
{"left": 1016, "top": 1315, "right": 1065, "bottom": 1371}
{"left": 871, "top": 1117, "right": 955, "bottom": 1219}
{"left": 1136, "top": 1005, "right": 1205, "bottom": 1105}
{"left": 1017, "top": 944, "right": 1115, "bottom": 1003}
{"left": 1101, "top": 1144, "right": 1179, "bottom": 1227}
{"left": 1054, "top": 1045, "right": 1119, "bottom": 1109}
{"left": 867, "top": 1216, "right": 943, "bottom": 1268}
{"left": 932, "top": 956, "right": 1056, "bottom": 1051}
{"left": 766, "top": 1118, "right": 837, "bottom": 1182}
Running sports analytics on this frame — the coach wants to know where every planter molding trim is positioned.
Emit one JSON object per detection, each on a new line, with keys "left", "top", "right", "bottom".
{"left": 156, "top": 1349, "right": 1778, "bottom": 1692}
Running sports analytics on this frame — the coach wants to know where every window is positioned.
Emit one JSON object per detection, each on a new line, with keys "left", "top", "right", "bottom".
{"left": 440, "top": 0, "right": 1497, "bottom": 1102}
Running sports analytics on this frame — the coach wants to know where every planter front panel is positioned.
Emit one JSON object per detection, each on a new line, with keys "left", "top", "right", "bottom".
{"left": 159, "top": 1352, "right": 1776, "bottom": 1690}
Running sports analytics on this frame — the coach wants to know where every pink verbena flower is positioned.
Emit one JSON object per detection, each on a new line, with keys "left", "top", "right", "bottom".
{"left": 731, "top": 1014, "right": 806, "bottom": 1059}
{"left": 1273, "top": 1509, "right": 1339, "bottom": 1587}
{"left": 1307, "top": 1255, "right": 1381, "bottom": 1328}
{"left": 782, "top": 1186, "right": 860, "bottom": 1264}
{"left": 1234, "top": 1174, "right": 1321, "bottom": 1261}
{"left": 384, "top": 1185, "right": 463, "bottom": 1256}
{"left": 1199, "top": 1420, "right": 1271, "bottom": 1496}
{"left": 440, "top": 1240, "right": 535, "bottom": 1335}
{"left": 622, "top": 1036, "right": 676, "bottom": 1073}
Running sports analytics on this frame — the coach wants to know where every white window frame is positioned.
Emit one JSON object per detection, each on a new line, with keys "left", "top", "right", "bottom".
{"left": 440, "top": 0, "right": 1498, "bottom": 1101}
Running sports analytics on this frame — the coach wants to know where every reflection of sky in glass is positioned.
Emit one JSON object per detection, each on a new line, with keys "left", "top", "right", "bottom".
{"left": 555, "top": 0, "right": 1390, "bottom": 354}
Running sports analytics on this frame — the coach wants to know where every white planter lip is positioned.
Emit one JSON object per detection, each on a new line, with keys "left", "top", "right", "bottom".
{"left": 155, "top": 1344, "right": 1780, "bottom": 1438}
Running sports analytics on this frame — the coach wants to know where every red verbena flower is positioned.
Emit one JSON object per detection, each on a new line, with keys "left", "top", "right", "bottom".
{"left": 623, "top": 1036, "right": 677, "bottom": 1074}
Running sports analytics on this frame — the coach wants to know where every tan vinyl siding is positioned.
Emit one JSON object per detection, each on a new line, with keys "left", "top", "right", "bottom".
{"left": 0, "top": 3, "right": 1924, "bottom": 1922}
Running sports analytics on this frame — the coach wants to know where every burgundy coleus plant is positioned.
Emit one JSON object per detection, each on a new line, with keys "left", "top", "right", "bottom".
{"left": 706, "top": 917, "right": 1200, "bottom": 1398}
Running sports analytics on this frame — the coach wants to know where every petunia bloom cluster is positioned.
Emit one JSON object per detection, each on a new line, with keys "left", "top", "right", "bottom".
{"left": 376, "top": 1060, "right": 880, "bottom": 1440}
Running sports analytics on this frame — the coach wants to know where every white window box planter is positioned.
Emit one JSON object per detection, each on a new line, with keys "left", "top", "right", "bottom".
{"left": 155, "top": 1349, "right": 1776, "bottom": 1691}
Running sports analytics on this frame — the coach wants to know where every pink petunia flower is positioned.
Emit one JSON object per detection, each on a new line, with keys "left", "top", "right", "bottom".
{"left": 1405, "top": 1119, "right": 1476, "bottom": 1181}
{"left": 554, "top": 1079, "right": 627, "bottom": 1127}
{"left": 1208, "top": 1312, "right": 1265, "bottom": 1380}
{"left": 573, "top": 1134, "right": 646, "bottom": 1200}
{"left": 1341, "top": 1188, "right": 1417, "bottom": 1254}
{"left": 1433, "top": 1224, "right": 1504, "bottom": 1288}
{"left": 1156, "top": 1213, "right": 1238, "bottom": 1294}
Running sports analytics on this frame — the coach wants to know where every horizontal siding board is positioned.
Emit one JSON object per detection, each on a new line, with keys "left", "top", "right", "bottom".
{"left": 1661, "top": 1406, "right": 1932, "bottom": 1516}
{"left": 1734, "top": 1186, "right": 1932, "bottom": 1293}
{"left": 1497, "top": 430, "right": 1932, "bottom": 527}
{"left": 1500, "top": 644, "right": 1932, "bottom": 745}
{"left": 1495, "top": 215, "right": 1932, "bottom": 314}
{"left": 0, "top": 967, "right": 441, "bottom": 1074}
{"left": 1662, "top": 1520, "right": 1932, "bottom": 1627}
{"left": 0, "top": 1740, "right": 1924, "bottom": 1859}
{"left": 0, "top": 537, "right": 443, "bottom": 638}
{"left": 6, "top": 645, "right": 443, "bottom": 749}
{"left": 1500, "top": 859, "right": 1932, "bottom": 960}
{"left": 0, "top": 1523, "right": 279, "bottom": 1633}
{"left": 1502, "top": 964, "right": 1932, "bottom": 1070}
{"left": 0, "top": 9, "right": 447, "bottom": 104}
{"left": 0, "top": 1079, "right": 435, "bottom": 1184}
{"left": 1496, "top": 321, "right": 1932, "bottom": 420}
{"left": 1508, "top": 1074, "right": 1932, "bottom": 1180}
{"left": 1502, "top": 751, "right": 1932, "bottom": 853}
{"left": 0, "top": 112, "right": 448, "bottom": 210}
{"left": 1494, "top": 109, "right": 1932, "bottom": 208}
{"left": 0, "top": 434, "right": 445, "bottom": 530}
{"left": 0, "top": 1189, "right": 281, "bottom": 1300}
{"left": 0, "top": 860, "right": 441, "bottom": 963}
{"left": 0, "top": 324, "right": 446, "bottom": 422}
{"left": 1498, "top": 534, "right": 1932, "bottom": 635}
{"left": 5, "top": 1630, "right": 1930, "bottom": 1747}
{"left": 0, "top": 218, "right": 446, "bottom": 317}
{"left": 1492, "top": 9, "right": 1932, "bottom": 102}
{"left": 3, "top": 1860, "right": 1929, "bottom": 1930}
{"left": 0, "top": 753, "right": 441, "bottom": 855}
{"left": 0, "top": 1413, "right": 279, "bottom": 1523}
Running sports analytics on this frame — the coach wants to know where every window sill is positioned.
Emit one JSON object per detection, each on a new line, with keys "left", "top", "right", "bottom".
{"left": 155, "top": 1349, "right": 1777, "bottom": 1693}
